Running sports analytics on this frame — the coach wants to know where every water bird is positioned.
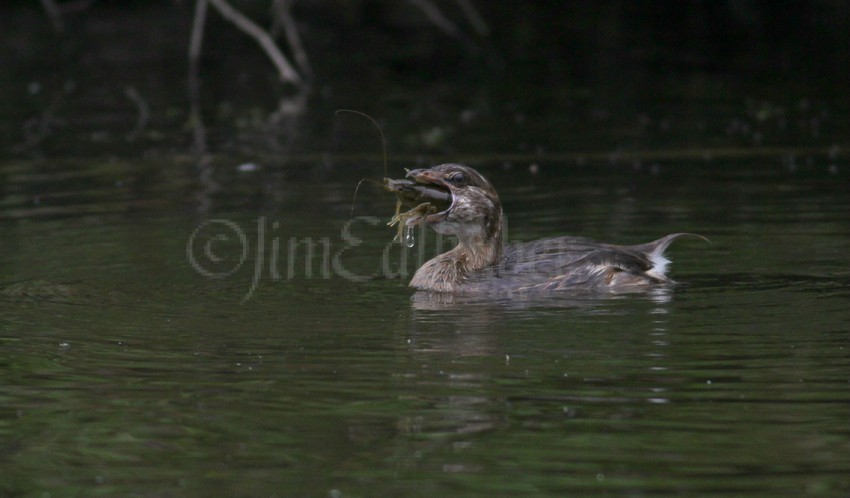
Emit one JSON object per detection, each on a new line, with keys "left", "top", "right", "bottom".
{"left": 388, "top": 163, "right": 706, "bottom": 293}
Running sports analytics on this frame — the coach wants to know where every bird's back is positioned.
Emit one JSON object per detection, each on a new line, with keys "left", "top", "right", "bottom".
{"left": 458, "top": 234, "right": 701, "bottom": 293}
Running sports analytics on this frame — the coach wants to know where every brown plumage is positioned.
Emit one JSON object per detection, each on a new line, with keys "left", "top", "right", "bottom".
{"left": 393, "top": 164, "right": 706, "bottom": 294}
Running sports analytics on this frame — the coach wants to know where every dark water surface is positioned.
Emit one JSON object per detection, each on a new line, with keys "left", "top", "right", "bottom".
{"left": 3, "top": 3, "right": 850, "bottom": 495}
{"left": 2, "top": 151, "right": 849, "bottom": 496}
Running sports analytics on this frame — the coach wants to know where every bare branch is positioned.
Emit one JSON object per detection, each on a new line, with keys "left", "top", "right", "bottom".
{"left": 124, "top": 86, "right": 150, "bottom": 142}
{"left": 189, "top": 0, "right": 208, "bottom": 63}
{"left": 207, "top": 0, "right": 303, "bottom": 85}
{"left": 59, "top": 0, "right": 96, "bottom": 13}
{"left": 406, "top": 0, "right": 460, "bottom": 37}
{"left": 406, "top": 0, "right": 481, "bottom": 52}
{"left": 271, "top": 0, "right": 313, "bottom": 81}
{"left": 454, "top": 0, "right": 489, "bottom": 36}
{"left": 40, "top": 0, "right": 65, "bottom": 33}
{"left": 188, "top": 0, "right": 209, "bottom": 154}
{"left": 40, "top": 0, "right": 97, "bottom": 33}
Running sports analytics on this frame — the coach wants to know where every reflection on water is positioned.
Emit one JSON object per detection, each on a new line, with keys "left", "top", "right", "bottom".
{"left": 3, "top": 2, "right": 849, "bottom": 492}
{"left": 409, "top": 285, "right": 678, "bottom": 311}
{"left": 2, "top": 153, "right": 850, "bottom": 495}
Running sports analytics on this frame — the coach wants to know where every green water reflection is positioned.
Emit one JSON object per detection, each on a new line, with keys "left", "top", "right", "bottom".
{"left": 3, "top": 2, "right": 850, "bottom": 494}
{"left": 2, "top": 155, "right": 849, "bottom": 496}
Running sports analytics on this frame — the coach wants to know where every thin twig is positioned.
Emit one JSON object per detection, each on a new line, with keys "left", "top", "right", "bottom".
{"left": 189, "top": 0, "right": 207, "bottom": 62}
{"left": 271, "top": 0, "right": 313, "bottom": 81}
{"left": 60, "top": 0, "right": 96, "bottom": 13}
{"left": 406, "top": 0, "right": 460, "bottom": 37}
{"left": 39, "top": 0, "right": 97, "bottom": 33}
{"left": 188, "top": 0, "right": 208, "bottom": 154}
{"left": 207, "top": 0, "right": 303, "bottom": 85}
{"left": 124, "top": 86, "right": 150, "bottom": 142}
{"left": 406, "top": 0, "right": 480, "bottom": 52}
{"left": 454, "top": 0, "right": 488, "bottom": 36}
{"left": 40, "top": 0, "right": 65, "bottom": 33}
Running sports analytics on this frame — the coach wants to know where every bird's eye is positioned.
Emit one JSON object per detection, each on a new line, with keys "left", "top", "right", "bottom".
{"left": 448, "top": 172, "right": 467, "bottom": 184}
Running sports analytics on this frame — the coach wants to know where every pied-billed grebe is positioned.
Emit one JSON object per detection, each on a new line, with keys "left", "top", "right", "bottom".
{"left": 387, "top": 163, "right": 706, "bottom": 294}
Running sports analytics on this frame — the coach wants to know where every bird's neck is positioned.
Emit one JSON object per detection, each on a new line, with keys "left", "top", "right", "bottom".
{"left": 409, "top": 219, "right": 503, "bottom": 292}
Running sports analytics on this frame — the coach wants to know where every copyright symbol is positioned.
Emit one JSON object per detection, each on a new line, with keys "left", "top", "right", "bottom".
{"left": 186, "top": 219, "right": 248, "bottom": 278}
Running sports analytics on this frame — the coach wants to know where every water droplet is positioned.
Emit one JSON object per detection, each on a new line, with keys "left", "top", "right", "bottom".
{"left": 404, "top": 226, "right": 415, "bottom": 248}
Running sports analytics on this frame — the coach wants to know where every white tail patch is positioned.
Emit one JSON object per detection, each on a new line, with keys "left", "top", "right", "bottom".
{"left": 639, "top": 233, "right": 708, "bottom": 282}
{"left": 645, "top": 252, "right": 672, "bottom": 281}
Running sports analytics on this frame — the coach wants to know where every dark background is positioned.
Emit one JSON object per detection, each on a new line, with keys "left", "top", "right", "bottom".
{"left": 1, "top": 0, "right": 848, "bottom": 159}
